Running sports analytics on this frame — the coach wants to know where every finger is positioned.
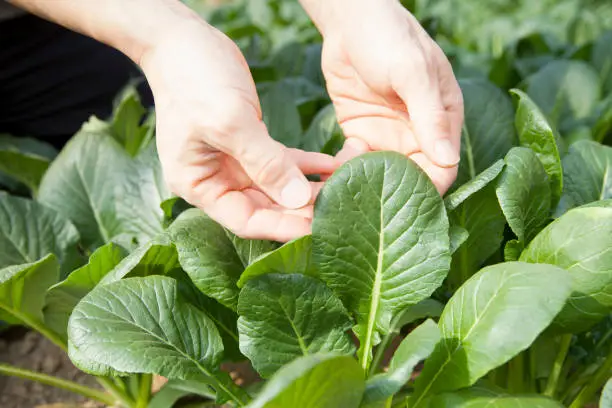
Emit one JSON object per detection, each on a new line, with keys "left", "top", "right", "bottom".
{"left": 288, "top": 149, "right": 340, "bottom": 175}
{"left": 335, "top": 137, "right": 370, "bottom": 164}
{"left": 340, "top": 115, "right": 419, "bottom": 155}
{"left": 392, "top": 47, "right": 460, "bottom": 168}
{"left": 434, "top": 44, "right": 464, "bottom": 154}
{"left": 408, "top": 151, "right": 458, "bottom": 195}
{"left": 232, "top": 120, "right": 313, "bottom": 210}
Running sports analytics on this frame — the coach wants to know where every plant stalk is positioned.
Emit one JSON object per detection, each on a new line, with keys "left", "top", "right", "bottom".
{"left": 569, "top": 350, "right": 612, "bottom": 408}
{"left": 544, "top": 334, "right": 573, "bottom": 397}
{"left": 135, "top": 374, "right": 153, "bottom": 408}
{"left": 0, "top": 363, "right": 115, "bottom": 406}
{"left": 508, "top": 352, "right": 525, "bottom": 393}
{"left": 97, "top": 377, "right": 136, "bottom": 408}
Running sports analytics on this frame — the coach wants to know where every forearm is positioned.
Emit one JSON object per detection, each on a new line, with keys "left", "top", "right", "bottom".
{"left": 8, "top": 0, "right": 202, "bottom": 64}
{"left": 298, "top": 0, "right": 399, "bottom": 36}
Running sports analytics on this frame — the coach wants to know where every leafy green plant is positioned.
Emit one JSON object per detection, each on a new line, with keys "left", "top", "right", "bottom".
{"left": 0, "top": 1, "right": 611, "bottom": 407}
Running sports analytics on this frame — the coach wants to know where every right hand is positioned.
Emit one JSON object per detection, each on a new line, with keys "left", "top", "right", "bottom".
{"left": 140, "top": 22, "right": 338, "bottom": 242}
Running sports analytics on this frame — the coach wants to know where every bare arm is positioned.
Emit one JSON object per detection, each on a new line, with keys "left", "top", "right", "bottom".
{"left": 8, "top": 0, "right": 200, "bottom": 64}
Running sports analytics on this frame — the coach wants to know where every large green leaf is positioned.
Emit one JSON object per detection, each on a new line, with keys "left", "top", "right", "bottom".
{"left": 0, "top": 254, "right": 59, "bottom": 326}
{"left": 44, "top": 243, "right": 127, "bottom": 339}
{"left": 362, "top": 319, "right": 440, "bottom": 405}
{"left": 0, "top": 134, "right": 55, "bottom": 195}
{"left": 495, "top": 147, "right": 551, "bottom": 244}
{"left": 260, "top": 81, "right": 303, "bottom": 148}
{"left": 410, "top": 262, "right": 571, "bottom": 405}
{"left": 38, "top": 128, "right": 167, "bottom": 250}
{"left": 592, "top": 31, "right": 612, "bottom": 93}
{"left": 431, "top": 391, "right": 564, "bottom": 407}
{"left": 556, "top": 141, "right": 612, "bottom": 215}
{"left": 456, "top": 78, "right": 516, "bottom": 186}
{"left": 510, "top": 89, "right": 563, "bottom": 206}
{"left": 448, "top": 184, "right": 505, "bottom": 287}
{"left": 521, "top": 206, "right": 612, "bottom": 332}
{"left": 301, "top": 104, "right": 344, "bottom": 155}
{"left": 525, "top": 60, "right": 601, "bottom": 131}
{"left": 237, "top": 235, "right": 312, "bottom": 288}
{"left": 444, "top": 160, "right": 505, "bottom": 211}
{"left": 68, "top": 276, "right": 249, "bottom": 405}
{"left": 311, "top": 152, "right": 451, "bottom": 370}
{"left": 168, "top": 209, "right": 245, "bottom": 311}
{"left": 237, "top": 274, "right": 354, "bottom": 378}
{"left": 246, "top": 354, "right": 365, "bottom": 408}
{"left": 0, "top": 193, "right": 80, "bottom": 276}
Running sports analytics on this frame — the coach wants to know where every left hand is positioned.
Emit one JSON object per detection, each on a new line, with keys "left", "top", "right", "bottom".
{"left": 317, "top": 0, "right": 463, "bottom": 194}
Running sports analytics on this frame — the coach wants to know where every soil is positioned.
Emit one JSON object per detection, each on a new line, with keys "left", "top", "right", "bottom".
{"left": 0, "top": 327, "right": 103, "bottom": 408}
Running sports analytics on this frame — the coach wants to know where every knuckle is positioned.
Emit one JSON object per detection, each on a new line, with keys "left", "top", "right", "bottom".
{"left": 251, "top": 152, "right": 287, "bottom": 186}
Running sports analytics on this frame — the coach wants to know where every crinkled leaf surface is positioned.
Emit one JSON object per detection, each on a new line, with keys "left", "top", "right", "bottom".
{"left": 455, "top": 78, "right": 516, "bottom": 186}
{"left": 238, "top": 235, "right": 311, "bottom": 288}
{"left": 44, "top": 243, "right": 127, "bottom": 340}
{"left": 526, "top": 60, "right": 601, "bottom": 131}
{"left": 38, "top": 128, "right": 168, "bottom": 250}
{"left": 410, "top": 262, "right": 571, "bottom": 406}
{"left": 448, "top": 184, "right": 505, "bottom": 287}
{"left": 312, "top": 152, "right": 451, "bottom": 369}
{"left": 68, "top": 276, "right": 249, "bottom": 405}
{"left": 237, "top": 274, "right": 354, "bottom": 378}
{"left": 0, "top": 193, "right": 80, "bottom": 276}
{"left": 445, "top": 160, "right": 505, "bottom": 211}
{"left": 521, "top": 207, "right": 612, "bottom": 332}
{"left": 362, "top": 319, "right": 440, "bottom": 405}
{"left": 168, "top": 209, "right": 246, "bottom": 311}
{"left": 510, "top": 89, "right": 563, "bottom": 206}
{"left": 495, "top": 147, "right": 551, "bottom": 244}
{"left": 247, "top": 354, "right": 364, "bottom": 408}
{"left": 556, "top": 141, "right": 612, "bottom": 215}
{"left": 0, "top": 254, "right": 59, "bottom": 325}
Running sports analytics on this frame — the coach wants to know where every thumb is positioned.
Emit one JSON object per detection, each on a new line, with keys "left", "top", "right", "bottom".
{"left": 234, "top": 123, "right": 312, "bottom": 209}
{"left": 394, "top": 67, "right": 460, "bottom": 168}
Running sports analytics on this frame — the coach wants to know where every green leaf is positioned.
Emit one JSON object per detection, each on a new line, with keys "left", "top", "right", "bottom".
{"left": 246, "top": 354, "right": 365, "bottom": 408}
{"left": 238, "top": 235, "right": 311, "bottom": 288}
{"left": 362, "top": 320, "right": 440, "bottom": 405}
{"left": 495, "top": 147, "right": 551, "bottom": 244}
{"left": 593, "top": 94, "right": 612, "bottom": 143}
{"left": 149, "top": 380, "right": 216, "bottom": 408}
{"left": 521, "top": 206, "right": 612, "bottom": 332}
{"left": 395, "top": 299, "right": 445, "bottom": 329}
{"left": 0, "top": 134, "right": 55, "bottom": 195}
{"left": 237, "top": 274, "right": 354, "bottom": 378}
{"left": 448, "top": 184, "right": 505, "bottom": 287}
{"left": 0, "top": 194, "right": 80, "bottom": 276}
{"left": 0, "top": 254, "right": 59, "bottom": 325}
{"left": 302, "top": 104, "right": 344, "bottom": 155}
{"left": 601, "top": 377, "right": 612, "bottom": 408}
{"left": 68, "top": 276, "right": 249, "bottom": 405}
{"left": 504, "top": 240, "right": 523, "bottom": 262}
{"left": 526, "top": 60, "right": 601, "bottom": 131}
{"left": 444, "top": 160, "right": 505, "bottom": 211}
{"left": 228, "top": 234, "right": 279, "bottom": 268}
{"left": 456, "top": 78, "right": 516, "bottom": 186}
{"left": 111, "top": 84, "right": 149, "bottom": 156}
{"left": 410, "top": 262, "right": 572, "bottom": 405}
{"left": 449, "top": 226, "right": 469, "bottom": 255}
{"left": 260, "top": 81, "right": 303, "bottom": 148}
{"left": 592, "top": 31, "right": 612, "bottom": 93}
{"left": 100, "top": 238, "right": 180, "bottom": 284}
{"left": 168, "top": 209, "right": 245, "bottom": 311}
{"left": 510, "top": 89, "right": 563, "bottom": 206}
{"left": 38, "top": 128, "right": 167, "bottom": 250}
{"left": 431, "top": 391, "right": 564, "bottom": 407}
{"left": 44, "top": 243, "right": 127, "bottom": 340}
{"left": 311, "top": 152, "right": 451, "bottom": 371}
{"left": 556, "top": 141, "right": 612, "bottom": 215}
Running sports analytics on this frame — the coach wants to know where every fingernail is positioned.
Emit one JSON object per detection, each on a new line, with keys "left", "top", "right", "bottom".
{"left": 434, "top": 140, "right": 460, "bottom": 166}
{"left": 281, "top": 178, "right": 311, "bottom": 209}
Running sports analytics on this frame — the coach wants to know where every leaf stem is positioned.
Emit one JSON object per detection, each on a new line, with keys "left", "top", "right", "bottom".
{"left": 569, "top": 350, "right": 612, "bottom": 408}
{"left": 96, "top": 377, "right": 136, "bottom": 408}
{"left": 0, "top": 363, "right": 115, "bottom": 406}
{"left": 544, "top": 334, "right": 573, "bottom": 397}
{"left": 508, "top": 352, "right": 525, "bottom": 393}
{"left": 135, "top": 374, "right": 153, "bottom": 408}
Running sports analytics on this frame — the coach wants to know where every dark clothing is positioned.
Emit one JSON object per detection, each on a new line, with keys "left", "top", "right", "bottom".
{"left": 0, "top": 13, "right": 153, "bottom": 149}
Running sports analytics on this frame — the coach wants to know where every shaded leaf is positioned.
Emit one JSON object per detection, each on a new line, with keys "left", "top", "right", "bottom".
{"left": 312, "top": 152, "right": 451, "bottom": 370}
{"left": 449, "top": 226, "right": 469, "bottom": 255}
{"left": 395, "top": 299, "right": 445, "bottom": 329}
{"left": 260, "top": 81, "right": 303, "bottom": 148}
{"left": 444, "top": 160, "right": 505, "bottom": 211}
{"left": 592, "top": 31, "right": 612, "bottom": 93}
{"left": 0, "top": 134, "right": 53, "bottom": 195}
{"left": 238, "top": 274, "right": 354, "bottom": 377}
{"left": 302, "top": 104, "right": 344, "bottom": 155}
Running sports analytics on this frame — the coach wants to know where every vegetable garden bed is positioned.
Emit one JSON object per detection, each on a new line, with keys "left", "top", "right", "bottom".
{"left": 1, "top": 0, "right": 611, "bottom": 407}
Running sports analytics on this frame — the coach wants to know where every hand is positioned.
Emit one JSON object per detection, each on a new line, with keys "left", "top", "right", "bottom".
{"left": 317, "top": 0, "right": 463, "bottom": 193}
{"left": 140, "top": 22, "right": 337, "bottom": 242}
